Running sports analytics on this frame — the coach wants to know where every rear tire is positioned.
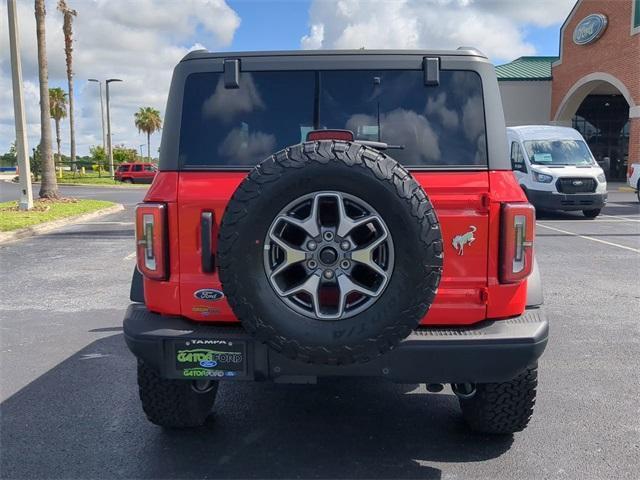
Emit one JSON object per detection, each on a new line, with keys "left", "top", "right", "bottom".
{"left": 123, "top": 178, "right": 133, "bottom": 184}
{"left": 583, "top": 208, "right": 601, "bottom": 218}
{"left": 456, "top": 365, "right": 538, "bottom": 435}
{"left": 137, "top": 360, "right": 218, "bottom": 428}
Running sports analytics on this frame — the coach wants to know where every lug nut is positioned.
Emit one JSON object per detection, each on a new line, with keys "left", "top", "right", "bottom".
{"left": 323, "top": 269, "right": 334, "bottom": 279}
{"left": 340, "top": 259, "right": 350, "bottom": 269}
{"left": 340, "top": 241, "right": 350, "bottom": 251}
{"left": 307, "top": 241, "right": 317, "bottom": 251}
{"left": 323, "top": 232, "right": 334, "bottom": 241}
{"left": 307, "top": 260, "right": 317, "bottom": 269}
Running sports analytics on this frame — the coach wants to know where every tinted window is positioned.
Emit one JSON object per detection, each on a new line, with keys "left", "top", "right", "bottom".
{"left": 117, "top": 165, "right": 128, "bottom": 172}
{"left": 179, "top": 69, "right": 486, "bottom": 168}
{"left": 319, "top": 70, "right": 486, "bottom": 166}
{"left": 132, "top": 164, "right": 143, "bottom": 172}
{"left": 180, "top": 71, "right": 315, "bottom": 166}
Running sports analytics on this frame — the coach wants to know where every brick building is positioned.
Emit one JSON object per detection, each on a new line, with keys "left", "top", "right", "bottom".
{"left": 497, "top": 0, "right": 639, "bottom": 180}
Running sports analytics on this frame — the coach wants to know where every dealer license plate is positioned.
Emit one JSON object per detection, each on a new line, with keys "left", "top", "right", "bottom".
{"left": 172, "top": 339, "right": 246, "bottom": 379}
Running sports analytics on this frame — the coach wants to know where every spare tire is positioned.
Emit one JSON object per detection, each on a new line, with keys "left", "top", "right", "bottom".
{"left": 218, "top": 140, "right": 443, "bottom": 365}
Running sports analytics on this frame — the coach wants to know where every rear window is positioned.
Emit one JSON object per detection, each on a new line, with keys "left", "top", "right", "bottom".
{"left": 179, "top": 70, "right": 486, "bottom": 169}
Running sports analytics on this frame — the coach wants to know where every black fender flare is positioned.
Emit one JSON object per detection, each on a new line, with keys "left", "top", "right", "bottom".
{"left": 130, "top": 267, "right": 145, "bottom": 303}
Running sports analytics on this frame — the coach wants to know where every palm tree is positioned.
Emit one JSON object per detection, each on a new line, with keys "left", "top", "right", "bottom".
{"left": 57, "top": 0, "right": 77, "bottom": 169}
{"left": 35, "top": 0, "right": 58, "bottom": 199}
{"left": 134, "top": 107, "right": 162, "bottom": 162}
{"left": 49, "top": 87, "right": 67, "bottom": 165}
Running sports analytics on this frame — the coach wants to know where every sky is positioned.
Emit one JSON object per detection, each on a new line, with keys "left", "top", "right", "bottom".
{"left": 0, "top": 0, "right": 577, "bottom": 158}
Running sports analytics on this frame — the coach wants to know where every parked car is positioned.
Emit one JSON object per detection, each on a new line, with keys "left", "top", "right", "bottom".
{"left": 114, "top": 162, "right": 157, "bottom": 183}
{"left": 627, "top": 162, "right": 640, "bottom": 203}
{"left": 507, "top": 126, "right": 607, "bottom": 218}
{"left": 124, "top": 49, "right": 547, "bottom": 434}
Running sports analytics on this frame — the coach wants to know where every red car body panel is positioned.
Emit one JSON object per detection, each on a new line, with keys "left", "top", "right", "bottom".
{"left": 142, "top": 169, "right": 530, "bottom": 326}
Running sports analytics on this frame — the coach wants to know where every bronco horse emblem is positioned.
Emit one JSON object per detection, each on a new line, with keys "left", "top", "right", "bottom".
{"left": 452, "top": 226, "right": 477, "bottom": 256}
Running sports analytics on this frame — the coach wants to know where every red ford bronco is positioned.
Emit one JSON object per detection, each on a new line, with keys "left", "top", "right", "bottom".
{"left": 124, "top": 49, "right": 547, "bottom": 434}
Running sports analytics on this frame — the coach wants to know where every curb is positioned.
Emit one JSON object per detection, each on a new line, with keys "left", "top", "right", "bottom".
{"left": 0, "top": 203, "right": 125, "bottom": 245}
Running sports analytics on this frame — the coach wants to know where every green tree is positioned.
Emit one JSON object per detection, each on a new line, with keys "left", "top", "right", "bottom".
{"left": 134, "top": 107, "right": 162, "bottom": 161}
{"left": 49, "top": 87, "right": 68, "bottom": 165}
{"left": 89, "top": 145, "right": 106, "bottom": 163}
{"left": 35, "top": 0, "right": 59, "bottom": 198}
{"left": 57, "top": 0, "right": 77, "bottom": 168}
{"left": 31, "top": 143, "right": 42, "bottom": 181}
{"left": 112, "top": 144, "right": 138, "bottom": 164}
{"left": 1, "top": 142, "right": 17, "bottom": 167}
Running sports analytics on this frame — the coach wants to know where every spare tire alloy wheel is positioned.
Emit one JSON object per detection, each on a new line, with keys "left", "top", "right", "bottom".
{"left": 264, "top": 191, "right": 394, "bottom": 320}
{"left": 218, "top": 140, "right": 443, "bottom": 365}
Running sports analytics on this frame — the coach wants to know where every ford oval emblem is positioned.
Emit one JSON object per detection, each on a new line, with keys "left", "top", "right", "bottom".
{"left": 573, "top": 14, "right": 608, "bottom": 45}
{"left": 572, "top": 180, "right": 584, "bottom": 186}
{"left": 194, "top": 289, "right": 225, "bottom": 301}
{"left": 200, "top": 360, "right": 218, "bottom": 368}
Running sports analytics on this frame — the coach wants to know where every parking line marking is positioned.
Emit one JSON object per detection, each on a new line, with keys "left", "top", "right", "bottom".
{"left": 536, "top": 223, "right": 640, "bottom": 253}
{"left": 599, "top": 214, "right": 640, "bottom": 223}
{"left": 123, "top": 252, "right": 136, "bottom": 261}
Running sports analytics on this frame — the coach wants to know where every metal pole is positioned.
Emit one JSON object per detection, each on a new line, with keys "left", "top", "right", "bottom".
{"left": 99, "top": 82, "right": 106, "bottom": 152}
{"left": 139, "top": 144, "right": 144, "bottom": 157}
{"left": 105, "top": 81, "right": 113, "bottom": 177}
{"left": 105, "top": 78, "right": 122, "bottom": 178}
{"left": 7, "top": 0, "right": 33, "bottom": 210}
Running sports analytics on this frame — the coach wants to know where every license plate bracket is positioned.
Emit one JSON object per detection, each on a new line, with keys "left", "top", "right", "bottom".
{"left": 171, "top": 339, "right": 247, "bottom": 379}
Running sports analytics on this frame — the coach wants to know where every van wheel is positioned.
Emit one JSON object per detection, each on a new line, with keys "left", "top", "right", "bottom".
{"left": 455, "top": 365, "right": 538, "bottom": 435}
{"left": 583, "top": 209, "right": 601, "bottom": 218}
{"left": 123, "top": 178, "right": 133, "bottom": 184}
{"left": 137, "top": 360, "right": 218, "bottom": 428}
{"left": 636, "top": 180, "right": 639, "bottom": 203}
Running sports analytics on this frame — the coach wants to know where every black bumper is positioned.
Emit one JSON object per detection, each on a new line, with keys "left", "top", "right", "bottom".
{"left": 527, "top": 189, "right": 607, "bottom": 211}
{"left": 123, "top": 304, "right": 548, "bottom": 384}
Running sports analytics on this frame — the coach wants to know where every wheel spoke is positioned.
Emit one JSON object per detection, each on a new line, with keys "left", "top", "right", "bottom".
{"left": 334, "top": 193, "right": 377, "bottom": 238}
{"left": 350, "top": 232, "right": 389, "bottom": 280}
{"left": 268, "top": 231, "right": 307, "bottom": 277}
{"left": 276, "top": 194, "right": 321, "bottom": 238}
{"left": 280, "top": 273, "right": 321, "bottom": 310}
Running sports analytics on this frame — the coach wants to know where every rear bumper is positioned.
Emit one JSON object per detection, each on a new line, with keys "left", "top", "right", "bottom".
{"left": 123, "top": 304, "right": 548, "bottom": 384}
{"left": 527, "top": 189, "right": 607, "bottom": 211}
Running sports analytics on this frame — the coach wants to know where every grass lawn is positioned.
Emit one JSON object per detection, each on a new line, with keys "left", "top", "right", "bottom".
{"left": 0, "top": 198, "right": 114, "bottom": 232}
{"left": 56, "top": 172, "right": 136, "bottom": 186}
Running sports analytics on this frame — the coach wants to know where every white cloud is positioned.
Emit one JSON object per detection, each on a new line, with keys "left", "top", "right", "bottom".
{"left": 0, "top": 0, "right": 240, "bottom": 157}
{"left": 301, "top": 0, "right": 575, "bottom": 61}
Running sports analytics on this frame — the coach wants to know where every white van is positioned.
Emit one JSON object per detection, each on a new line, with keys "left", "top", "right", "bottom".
{"left": 507, "top": 126, "right": 607, "bottom": 218}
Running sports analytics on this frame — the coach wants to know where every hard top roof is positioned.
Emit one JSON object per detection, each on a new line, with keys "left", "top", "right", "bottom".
{"left": 181, "top": 48, "right": 487, "bottom": 63}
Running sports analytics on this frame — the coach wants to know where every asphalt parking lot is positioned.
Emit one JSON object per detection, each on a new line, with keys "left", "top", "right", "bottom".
{"left": 1, "top": 185, "right": 638, "bottom": 479}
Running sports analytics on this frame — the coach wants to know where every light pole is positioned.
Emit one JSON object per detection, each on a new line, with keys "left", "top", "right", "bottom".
{"left": 139, "top": 144, "right": 145, "bottom": 158}
{"left": 7, "top": 0, "right": 33, "bottom": 210}
{"left": 105, "top": 78, "right": 122, "bottom": 178}
{"left": 88, "top": 79, "right": 106, "bottom": 154}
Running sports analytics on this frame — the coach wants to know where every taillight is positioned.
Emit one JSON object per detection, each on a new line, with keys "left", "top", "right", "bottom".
{"left": 135, "top": 203, "right": 168, "bottom": 280}
{"left": 500, "top": 203, "right": 535, "bottom": 283}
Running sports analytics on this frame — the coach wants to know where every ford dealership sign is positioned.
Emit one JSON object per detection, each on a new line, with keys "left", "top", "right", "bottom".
{"left": 573, "top": 14, "right": 608, "bottom": 45}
